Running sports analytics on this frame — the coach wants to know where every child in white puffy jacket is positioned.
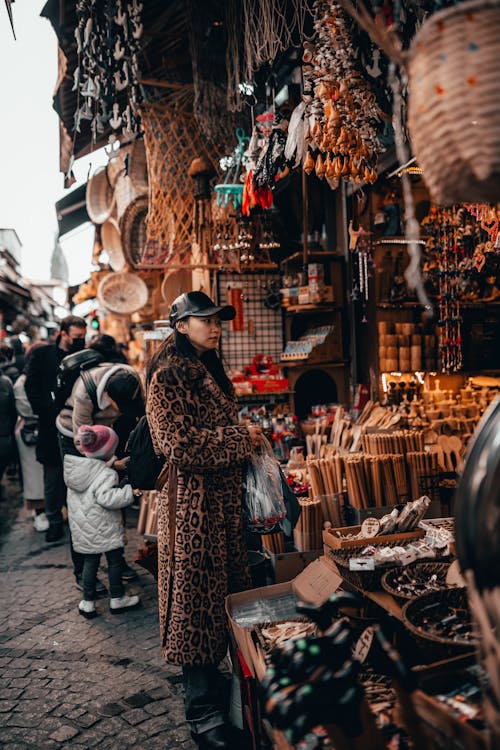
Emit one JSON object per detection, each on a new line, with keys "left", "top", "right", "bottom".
{"left": 64, "top": 424, "right": 141, "bottom": 619}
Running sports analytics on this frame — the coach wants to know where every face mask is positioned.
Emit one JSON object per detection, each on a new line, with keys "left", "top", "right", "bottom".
{"left": 68, "top": 338, "right": 86, "bottom": 354}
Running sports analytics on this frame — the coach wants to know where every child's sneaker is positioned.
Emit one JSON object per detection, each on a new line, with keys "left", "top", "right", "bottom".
{"left": 78, "top": 600, "right": 98, "bottom": 619}
{"left": 109, "top": 594, "right": 141, "bottom": 614}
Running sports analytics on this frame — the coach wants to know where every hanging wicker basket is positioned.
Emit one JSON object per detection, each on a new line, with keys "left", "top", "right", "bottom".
{"left": 119, "top": 195, "right": 149, "bottom": 268}
{"left": 86, "top": 167, "right": 116, "bottom": 224}
{"left": 97, "top": 272, "right": 149, "bottom": 315}
{"left": 101, "top": 218, "right": 126, "bottom": 272}
{"left": 408, "top": 0, "right": 500, "bottom": 205}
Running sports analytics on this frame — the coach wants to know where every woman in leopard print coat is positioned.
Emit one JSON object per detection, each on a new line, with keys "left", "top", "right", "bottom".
{"left": 146, "top": 292, "right": 262, "bottom": 747}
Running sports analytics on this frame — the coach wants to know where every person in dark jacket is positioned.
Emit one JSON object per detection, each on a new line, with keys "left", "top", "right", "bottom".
{"left": 10, "top": 337, "right": 26, "bottom": 375}
{"left": 25, "top": 315, "right": 87, "bottom": 542}
{"left": 0, "top": 371, "right": 16, "bottom": 501}
{"left": 0, "top": 344, "right": 20, "bottom": 384}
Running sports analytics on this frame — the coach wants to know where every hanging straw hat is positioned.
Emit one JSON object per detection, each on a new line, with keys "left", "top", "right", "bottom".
{"left": 97, "top": 272, "right": 149, "bottom": 315}
{"left": 101, "top": 218, "right": 126, "bottom": 271}
{"left": 119, "top": 195, "right": 149, "bottom": 268}
{"left": 86, "top": 167, "right": 116, "bottom": 224}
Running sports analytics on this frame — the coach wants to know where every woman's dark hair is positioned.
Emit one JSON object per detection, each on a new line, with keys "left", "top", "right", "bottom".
{"left": 146, "top": 328, "right": 233, "bottom": 396}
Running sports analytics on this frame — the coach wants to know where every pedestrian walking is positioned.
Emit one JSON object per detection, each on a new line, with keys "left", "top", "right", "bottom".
{"left": 0, "top": 343, "right": 20, "bottom": 384}
{"left": 25, "top": 315, "right": 87, "bottom": 543}
{"left": 0, "top": 366, "right": 16, "bottom": 503}
{"left": 13, "top": 341, "right": 48, "bottom": 531}
{"left": 146, "top": 291, "right": 262, "bottom": 750}
{"left": 10, "top": 336, "right": 26, "bottom": 375}
{"left": 64, "top": 424, "right": 140, "bottom": 619}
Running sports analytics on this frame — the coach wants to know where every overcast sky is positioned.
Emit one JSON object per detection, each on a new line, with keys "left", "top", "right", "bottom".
{"left": 0, "top": 0, "right": 106, "bottom": 285}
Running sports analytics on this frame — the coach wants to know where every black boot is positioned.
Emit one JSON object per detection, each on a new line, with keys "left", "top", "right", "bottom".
{"left": 191, "top": 726, "right": 231, "bottom": 750}
{"left": 46, "top": 523, "right": 64, "bottom": 544}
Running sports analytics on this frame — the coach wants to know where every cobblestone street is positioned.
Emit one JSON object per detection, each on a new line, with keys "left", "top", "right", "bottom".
{"left": 0, "top": 477, "right": 197, "bottom": 749}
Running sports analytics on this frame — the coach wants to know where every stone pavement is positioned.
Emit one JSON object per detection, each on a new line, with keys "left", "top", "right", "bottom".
{"left": 0, "top": 476, "right": 198, "bottom": 749}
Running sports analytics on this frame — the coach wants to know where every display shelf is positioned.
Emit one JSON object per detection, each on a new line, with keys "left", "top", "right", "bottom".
{"left": 282, "top": 304, "right": 341, "bottom": 314}
{"left": 280, "top": 250, "right": 343, "bottom": 267}
{"left": 377, "top": 301, "right": 500, "bottom": 310}
{"left": 283, "top": 359, "right": 348, "bottom": 369}
{"left": 236, "top": 390, "right": 295, "bottom": 400}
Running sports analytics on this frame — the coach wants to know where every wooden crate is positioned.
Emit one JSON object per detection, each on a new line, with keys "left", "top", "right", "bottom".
{"left": 323, "top": 525, "right": 424, "bottom": 550}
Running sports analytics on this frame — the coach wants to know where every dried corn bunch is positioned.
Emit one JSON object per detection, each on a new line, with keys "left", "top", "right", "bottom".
{"left": 302, "top": 0, "right": 381, "bottom": 186}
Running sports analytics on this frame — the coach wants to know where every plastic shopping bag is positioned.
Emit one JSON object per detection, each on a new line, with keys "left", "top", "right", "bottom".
{"left": 243, "top": 437, "right": 287, "bottom": 534}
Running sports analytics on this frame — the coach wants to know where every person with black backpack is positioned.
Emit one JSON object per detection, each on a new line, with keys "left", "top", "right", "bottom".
{"left": 56, "top": 336, "right": 143, "bottom": 590}
{"left": 25, "top": 315, "right": 87, "bottom": 543}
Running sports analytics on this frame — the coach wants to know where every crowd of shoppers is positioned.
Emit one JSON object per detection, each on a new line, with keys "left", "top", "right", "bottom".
{"left": 1, "top": 318, "right": 144, "bottom": 617}
{"left": 1, "top": 293, "right": 274, "bottom": 750}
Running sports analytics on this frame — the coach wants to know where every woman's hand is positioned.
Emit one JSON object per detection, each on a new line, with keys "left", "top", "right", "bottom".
{"left": 246, "top": 424, "right": 264, "bottom": 446}
{"left": 113, "top": 457, "right": 129, "bottom": 472}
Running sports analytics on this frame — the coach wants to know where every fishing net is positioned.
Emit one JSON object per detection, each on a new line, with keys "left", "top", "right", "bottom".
{"left": 140, "top": 102, "right": 219, "bottom": 267}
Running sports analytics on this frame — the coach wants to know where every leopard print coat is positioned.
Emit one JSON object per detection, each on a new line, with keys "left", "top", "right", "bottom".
{"left": 147, "top": 340, "right": 253, "bottom": 666}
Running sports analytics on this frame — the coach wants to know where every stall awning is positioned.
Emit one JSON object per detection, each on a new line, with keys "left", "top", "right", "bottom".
{"left": 55, "top": 184, "right": 90, "bottom": 237}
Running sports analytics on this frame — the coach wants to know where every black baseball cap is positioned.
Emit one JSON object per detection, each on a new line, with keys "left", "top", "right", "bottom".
{"left": 169, "top": 291, "right": 236, "bottom": 326}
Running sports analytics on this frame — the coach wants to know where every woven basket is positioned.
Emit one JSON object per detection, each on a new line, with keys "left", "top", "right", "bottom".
{"left": 115, "top": 173, "right": 144, "bottom": 220}
{"left": 160, "top": 268, "right": 192, "bottom": 306}
{"left": 381, "top": 561, "right": 452, "bottom": 603}
{"left": 106, "top": 139, "right": 149, "bottom": 191}
{"left": 323, "top": 545, "right": 393, "bottom": 591}
{"left": 101, "top": 218, "right": 125, "bottom": 272}
{"left": 97, "top": 272, "right": 149, "bottom": 315}
{"left": 119, "top": 195, "right": 148, "bottom": 268}
{"left": 408, "top": 0, "right": 500, "bottom": 204}
{"left": 402, "top": 587, "right": 477, "bottom": 662}
{"left": 86, "top": 167, "right": 116, "bottom": 224}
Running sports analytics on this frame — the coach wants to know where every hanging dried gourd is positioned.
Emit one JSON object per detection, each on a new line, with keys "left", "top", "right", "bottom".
{"left": 301, "top": 0, "right": 382, "bottom": 185}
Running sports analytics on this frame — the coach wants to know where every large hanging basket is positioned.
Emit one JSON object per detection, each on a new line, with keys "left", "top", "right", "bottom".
{"left": 101, "top": 218, "right": 125, "bottom": 272}
{"left": 97, "top": 272, "right": 149, "bottom": 315}
{"left": 408, "top": 0, "right": 500, "bottom": 205}
{"left": 86, "top": 167, "right": 116, "bottom": 224}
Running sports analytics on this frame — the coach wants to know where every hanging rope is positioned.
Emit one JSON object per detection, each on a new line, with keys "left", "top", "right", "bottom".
{"left": 388, "top": 63, "right": 432, "bottom": 314}
{"left": 227, "top": 0, "right": 314, "bottom": 109}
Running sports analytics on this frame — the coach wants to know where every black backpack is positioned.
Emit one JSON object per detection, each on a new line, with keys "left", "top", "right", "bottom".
{"left": 53, "top": 349, "right": 104, "bottom": 413}
{"left": 126, "top": 415, "right": 165, "bottom": 490}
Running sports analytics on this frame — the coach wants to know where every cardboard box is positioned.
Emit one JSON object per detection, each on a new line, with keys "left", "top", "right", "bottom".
{"left": 226, "top": 556, "right": 342, "bottom": 679}
{"left": 266, "top": 549, "right": 322, "bottom": 584}
{"left": 298, "top": 285, "right": 310, "bottom": 305}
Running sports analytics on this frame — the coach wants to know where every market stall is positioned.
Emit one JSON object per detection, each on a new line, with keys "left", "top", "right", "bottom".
{"left": 43, "top": 0, "right": 500, "bottom": 748}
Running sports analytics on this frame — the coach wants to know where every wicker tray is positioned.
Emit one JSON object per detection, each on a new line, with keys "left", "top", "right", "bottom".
{"left": 381, "top": 561, "right": 452, "bottom": 603}
{"left": 323, "top": 545, "right": 398, "bottom": 591}
{"left": 402, "top": 587, "right": 477, "bottom": 662}
{"left": 323, "top": 525, "right": 424, "bottom": 550}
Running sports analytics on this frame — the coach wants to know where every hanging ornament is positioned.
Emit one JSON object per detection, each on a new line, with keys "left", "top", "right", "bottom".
{"left": 72, "top": 0, "right": 143, "bottom": 149}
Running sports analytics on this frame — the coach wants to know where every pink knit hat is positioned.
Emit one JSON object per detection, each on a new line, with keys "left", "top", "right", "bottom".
{"left": 77, "top": 425, "right": 119, "bottom": 460}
